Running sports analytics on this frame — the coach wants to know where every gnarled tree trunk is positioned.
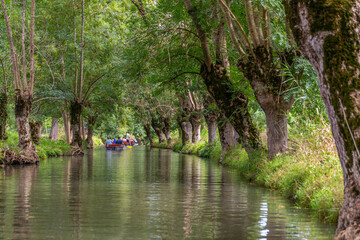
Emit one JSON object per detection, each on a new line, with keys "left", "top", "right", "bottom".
{"left": 201, "top": 63, "right": 263, "bottom": 156}
{"left": 70, "top": 100, "right": 83, "bottom": 155}
{"left": 238, "top": 46, "right": 294, "bottom": 158}
{"left": 218, "top": 117, "right": 236, "bottom": 163}
{"left": 284, "top": 1, "right": 360, "bottom": 239}
{"left": 177, "top": 116, "right": 192, "bottom": 146}
{"left": 163, "top": 117, "right": 172, "bottom": 144}
{"left": 29, "top": 120, "right": 42, "bottom": 145}
{"left": 62, "top": 110, "right": 71, "bottom": 144}
{"left": 144, "top": 123, "right": 153, "bottom": 147}
{"left": 49, "top": 117, "right": 59, "bottom": 140}
{"left": 203, "top": 95, "right": 218, "bottom": 144}
{"left": 151, "top": 117, "right": 165, "bottom": 143}
{"left": 15, "top": 90, "right": 39, "bottom": 164}
{"left": 190, "top": 111, "right": 202, "bottom": 143}
{"left": 0, "top": 93, "right": 7, "bottom": 140}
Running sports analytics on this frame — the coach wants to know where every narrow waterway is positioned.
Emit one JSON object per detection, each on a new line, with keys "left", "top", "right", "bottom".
{"left": 0, "top": 147, "right": 335, "bottom": 239}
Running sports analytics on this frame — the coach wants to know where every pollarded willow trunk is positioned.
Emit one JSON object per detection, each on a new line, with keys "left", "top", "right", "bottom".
{"left": 14, "top": 90, "right": 39, "bottom": 164}
{"left": 238, "top": 47, "right": 294, "bottom": 158}
{"left": 0, "top": 92, "right": 7, "bottom": 140}
{"left": 144, "top": 123, "right": 154, "bottom": 147}
{"left": 151, "top": 117, "right": 166, "bottom": 143}
{"left": 86, "top": 116, "right": 96, "bottom": 149}
{"left": 205, "top": 113, "right": 217, "bottom": 144}
{"left": 201, "top": 63, "right": 263, "bottom": 156}
{"left": 190, "top": 112, "right": 202, "bottom": 143}
{"left": 177, "top": 116, "right": 192, "bottom": 146}
{"left": 203, "top": 95, "right": 218, "bottom": 144}
{"left": 163, "top": 117, "right": 172, "bottom": 144}
{"left": 218, "top": 118, "right": 236, "bottom": 163}
{"left": 29, "top": 120, "right": 42, "bottom": 145}
{"left": 49, "top": 117, "right": 59, "bottom": 140}
{"left": 284, "top": 1, "right": 360, "bottom": 239}
{"left": 70, "top": 100, "right": 83, "bottom": 154}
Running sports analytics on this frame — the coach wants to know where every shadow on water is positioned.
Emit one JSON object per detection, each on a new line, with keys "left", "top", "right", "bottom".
{"left": 0, "top": 147, "right": 335, "bottom": 239}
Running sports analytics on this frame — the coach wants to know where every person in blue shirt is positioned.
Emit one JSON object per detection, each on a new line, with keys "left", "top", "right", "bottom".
{"left": 116, "top": 137, "right": 123, "bottom": 144}
{"left": 113, "top": 138, "right": 116, "bottom": 144}
{"left": 106, "top": 137, "right": 112, "bottom": 145}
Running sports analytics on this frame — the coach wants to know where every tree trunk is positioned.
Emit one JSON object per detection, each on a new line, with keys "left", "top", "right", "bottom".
{"left": 37, "top": 121, "right": 42, "bottom": 140}
{"left": 49, "top": 117, "right": 59, "bottom": 140}
{"left": 190, "top": 112, "right": 202, "bottom": 143}
{"left": 0, "top": 93, "right": 7, "bottom": 140}
{"left": 151, "top": 117, "right": 165, "bottom": 143}
{"left": 203, "top": 95, "right": 218, "bottom": 144}
{"left": 177, "top": 116, "right": 192, "bottom": 146}
{"left": 206, "top": 116, "right": 217, "bottom": 144}
{"left": 62, "top": 110, "right": 71, "bottom": 144}
{"left": 30, "top": 120, "right": 40, "bottom": 145}
{"left": 86, "top": 116, "right": 96, "bottom": 149}
{"left": 163, "top": 117, "right": 172, "bottom": 144}
{"left": 144, "top": 123, "right": 153, "bottom": 147}
{"left": 200, "top": 63, "right": 263, "bottom": 156}
{"left": 264, "top": 108, "right": 289, "bottom": 157}
{"left": 14, "top": 90, "right": 39, "bottom": 164}
{"left": 70, "top": 100, "right": 83, "bottom": 154}
{"left": 218, "top": 118, "right": 236, "bottom": 163}
{"left": 238, "top": 46, "right": 294, "bottom": 158}
{"left": 284, "top": 1, "right": 360, "bottom": 239}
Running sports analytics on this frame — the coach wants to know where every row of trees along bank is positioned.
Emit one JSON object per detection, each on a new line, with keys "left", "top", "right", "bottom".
{"left": 124, "top": 1, "right": 360, "bottom": 239}
{"left": 1, "top": 0, "right": 360, "bottom": 238}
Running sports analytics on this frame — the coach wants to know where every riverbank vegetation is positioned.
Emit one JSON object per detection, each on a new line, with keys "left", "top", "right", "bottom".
{"left": 1, "top": 0, "right": 359, "bottom": 237}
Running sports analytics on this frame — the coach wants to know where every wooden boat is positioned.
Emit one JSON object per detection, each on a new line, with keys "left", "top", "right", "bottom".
{"left": 106, "top": 144, "right": 124, "bottom": 150}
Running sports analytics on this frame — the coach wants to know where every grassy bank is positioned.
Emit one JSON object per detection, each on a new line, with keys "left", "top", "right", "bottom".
{"left": 152, "top": 121, "right": 343, "bottom": 223}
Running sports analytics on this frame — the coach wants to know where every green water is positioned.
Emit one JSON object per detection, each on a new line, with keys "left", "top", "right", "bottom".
{"left": 0, "top": 147, "right": 335, "bottom": 239}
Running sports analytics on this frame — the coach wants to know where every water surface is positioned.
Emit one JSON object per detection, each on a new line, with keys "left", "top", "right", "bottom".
{"left": 0, "top": 147, "right": 336, "bottom": 239}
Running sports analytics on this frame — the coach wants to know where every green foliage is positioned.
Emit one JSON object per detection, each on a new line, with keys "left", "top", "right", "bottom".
{"left": 37, "top": 138, "right": 70, "bottom": 157}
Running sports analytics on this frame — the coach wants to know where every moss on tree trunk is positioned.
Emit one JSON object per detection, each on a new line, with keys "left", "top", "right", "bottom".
{"left": 0, "top": 93, "right": 7, "bottom": 140}
{"left": 284, "top": 1, "right": 360, "bottom": 238}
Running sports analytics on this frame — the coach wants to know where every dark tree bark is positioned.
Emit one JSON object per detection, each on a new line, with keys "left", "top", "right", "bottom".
{"left": 189, "top": 111, "right": 202, "bottom": 143}
{"left": 70, "top": 100, "right": 84, "bottom": 155}
{"left": 144, "top": 123, "right": 154, "bottom": 147}
{"left": 86, "top": 115, "right": 96, "bottom": 149}
{"left": 151, "top": 117, "right": 166, "bottom": 143}
{"left": 15, "top": 90, "right": 39, "bottom": 164}
{"left": 0, "top": 93, "right": 7, "bottom": 140}
{"left": 283, "top": 1, "right": 360, "bottom": 239}
{"left": 30, "top": 120, "right": 42, "bottom": 145}
{"left": 163, "top": 117, "right": 172, "bottom": 144}
{"left": 238, "top": 47, "right": 295, "bottom": 158}
{"left": 49, "top": 117, "right": 59, "bottom": 140}
{"left": 218, "top": 118, "right": 236, "bottom": 163}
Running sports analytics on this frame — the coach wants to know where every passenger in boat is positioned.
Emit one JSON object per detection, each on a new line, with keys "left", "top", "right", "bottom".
{"left": 116, "top": 137, "right": 123, "bottom": 144}
{"left": 106, "top": 137, "right": 112, "bottom": 146}
{"left": 113, "top": 138, "right": 117, "bottom": 144}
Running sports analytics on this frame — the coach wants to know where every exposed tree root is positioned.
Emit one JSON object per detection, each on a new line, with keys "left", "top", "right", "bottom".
{"left": 0, "top": 147, "right": 39, "bottom": 165}
{"left": 70, "top": 146, "right": 84, "bottom": 156}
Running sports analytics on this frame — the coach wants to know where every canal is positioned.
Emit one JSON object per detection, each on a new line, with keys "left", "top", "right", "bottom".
{"left": 0, "top": 147, "right": 336, "bottom": 239}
